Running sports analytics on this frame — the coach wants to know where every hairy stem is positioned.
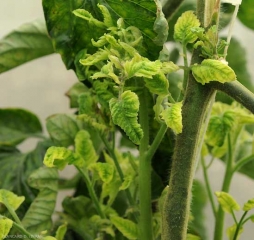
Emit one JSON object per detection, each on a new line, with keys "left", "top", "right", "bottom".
{"left": 210, "top": 81, "right": 254, "bottom": 114}
{"left": 213, "top": 134, "right": 234, "bottom": 240}
{"left": 138, "top": 88, "right": 153, "bottom": 240}
{"left": 162, "top": 51, "right": 215, "bottom": 240}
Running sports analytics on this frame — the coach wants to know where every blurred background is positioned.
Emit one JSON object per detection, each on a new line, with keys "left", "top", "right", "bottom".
{"left": 0, "top": 0, "right": 254, "bottom": 239}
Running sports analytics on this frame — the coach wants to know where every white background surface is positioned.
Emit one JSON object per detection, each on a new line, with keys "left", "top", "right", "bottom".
{"left": 1, "top": 1, "right": 254, "bottom": 239}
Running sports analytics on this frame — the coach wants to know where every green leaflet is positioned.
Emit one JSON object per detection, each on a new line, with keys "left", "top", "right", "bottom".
{"left": 74, "top": 130, "right": 98, "bottom": 168}
{"left": 161, "top": 102, "right": 183, "bottom": 134}
{"left": 191, "top": 59, "right": 236, "bottom": 85}
{"left": 109, "top": 91, "right": 143, "bottom": 145}
{"left": 0, "top": 189, "right": 24, "bottom": 211}
{"left": 46, "top": 114, "right": 80, "bottom": 147}
{"left": 0, "top": 19, "right": 54, "bottom": 74}
{"left": 22, "top": 167, "right": 58, "bottom": 234}
{"left": 110, "top": 215, "right": 138, "bottom": 239}
{"left": 0, "top": 108, "right": 42, "bottom": 147}
{"left": 43, "top": 146, "right": 79, "bottom": 170}
{"left": 55, "top": 224, "right": 67, "bottom": 240}
{"left": 0, "top": 218, "right": 13, "bottom": 240}
{"left": 227, "top": 224, "right": 243, "bottom": 240}
{"left": 215, "top": 192, "right": 240, "bottom": 213}
{"left": 153, "top": 0, "right": 168, "bottom": 45}
{"left": 243, "top": 198, "right": 254, "bottom": 211}
{"left": 206, "top": 111, "right": 235, "bottom": 147}
{"left": 174, "top": 11, "right": 200, "bottom": 44}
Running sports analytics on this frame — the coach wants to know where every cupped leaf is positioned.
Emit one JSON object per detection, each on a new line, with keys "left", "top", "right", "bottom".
{"left": 109, "top": 91, "right": 143, "bottom": 145}
{"left": 43, "top": 146, "right": 78, "bottom": 170}
{"left": 0, "top": 189, "right": 24, "bottom": 211}
{"left": 174, "top": 11, "right": 200, "bottom": 44}
{"left": 91, "top": 162, "right": 114, "bottom": 183}
{"left": 237, "top": 0, "right": 254, "bottom": 30}
{"left": 144, "top": 73, "right": 169, "bottom": 96}
{"left": 74, "top": 130, "right": 98, "bottom": 168}
{"left": 22, "top": 167, "right": 58, "bottom": 234}
{"left": 46, "top": 114, "right": 80, "bottom": 147}
{"left": 215, "top": 191, "right": 240, "bottom": 213}
{"left": 161, "top": 102, "right": 183, "bottom": 134}
{"left": 0, "top": 108, "right": 42, "bottom": 147}
{"left": 110, "top": 215, "right": 138, "bottom": 239}
{"left": 243, "top": 198, "right": 254, "bottom": 211}
{"left": 0, "top": 19, "right": 54, "bottom": 74}
{"left": 191, "top": 59, "right": 236, "bottom": 85}
{"left": 0, "top": 218, "right": 13, "bottom": 240}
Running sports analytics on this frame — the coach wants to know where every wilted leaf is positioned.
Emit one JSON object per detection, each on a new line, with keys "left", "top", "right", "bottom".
{"left": 0, "top": 19, "right": 54, "bottom": 74}
{"left": 191, "top": 59, "right": 236, "bottom": 85}
{"left": 161, "top": 102, "right": 183, "bottom": 134}
{"left": 109, "top": 91, "right": 143, "bottom": 145}
{"left": 215, "top": 191, "right": 240, "bottom": 213}
{"left": 22, "top": 167, "right": 58, "bottom": 234}
{"left": 174, "top": 11, "right": 200, "bottom": 44}
{"left": 110, "top": 215, "right": 138, "bottom": 239}
{"left": 0, "top": 108, "right": 42, "bottom": 147}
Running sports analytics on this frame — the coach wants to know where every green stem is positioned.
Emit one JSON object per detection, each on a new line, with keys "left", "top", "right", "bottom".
{"left": 101, "top": 135, "right": 138, "bottom": 220}
{"left": 138, "top": 88, "right": 153, "bottom": 240}
{"left": 213, "top": 134, "right": 234, "bottom": 240}
{"left": 233, "top": 154, "right": 254, "bottom": 174}
{"left": 233, "top": 211, "right": 248, "bottom": 240}
{"left": 5, "top": 203, "right": 22, "bottom": 225}
{"left": 77, "top": 167, "right": 106, "bottom": 219}
{"left": 146, "top": 123, "right": 168, "bottom": 162}
{"left": 201, "top": 157, "right": 217, "bottom": 218}
{"left": 162, "top": 50, "right": 216, "bottom": 239}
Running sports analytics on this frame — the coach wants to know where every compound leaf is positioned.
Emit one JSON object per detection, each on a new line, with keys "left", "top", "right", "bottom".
{"left": 109, "top": 91, "right": 143, "bottom": 145}
{"left": 191, "top": 59, "right": 236, "bottom": 85}
{"left": 0, "top": 19, "right": 54, "bottom": 74}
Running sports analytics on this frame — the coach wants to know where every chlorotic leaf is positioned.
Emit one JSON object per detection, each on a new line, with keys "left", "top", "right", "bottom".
{"left": 43, "top": 146, "right": 78, "bottom": 170}
{"left": 43, "top": 237, "right": 57, "bottom": 240}
{"left": 97, "top": 4, "right": 114, "bottom": 27}
{"left": 109, "top": 91, "right": 143, "bottom": 145}
{"left": 243, "top": 198, "right": 254, "bottom": 211}
{"left": 22, "top": 167, "right": 58, "bottom": 234}
{"left": 91, "top": 162, "right": 114, "bottom": 183}
{"left": 161, "top": 61, "right": 180, "bottom": 74}
{"left": 110, "top": 216, "right": 138, "bottom": 239}
{"left": 144, "top": 73, "right": 169, "bottom": 96}
{"left": 119, "top": 175, "right": 134, "bottom": 190}
{"left": 79, "top": 49, "right": 109, "bottom": 66}
{"left": 215, "top": 192, "right": 240, "bottom": 213}
{"left": 206, "top": 112, "right": 235, "bottom": 147}
{"left": 191, "top": 59, "right": 236, "bottom": 85}
{"left": 227, "top": 224, "right": 243, "bottom": 240}
{"left": 174, "top": 11, "right": 200, "bottom": 44}
{"left": 0, "top": 189, "right": 24, "bottom": 211}
{"left": 161, "top": 102, "right": 183, "bottom": 134}
{"left": 0, "top": 218, "right": 13, "bottom": 240}
{"left": 75, "top": 130, "right": 98, "bottom": 168}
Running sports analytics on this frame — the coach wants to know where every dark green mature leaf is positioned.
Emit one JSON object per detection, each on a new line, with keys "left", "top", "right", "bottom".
{"left": 0, "top": 19, "right": 54, "bottom": 73}
{"left": 46, "top": 114, "right": 80, "bottom": 147}
{"left": 22, "top": 167, "right": 58, "bottom": 234}
{"left": 0, "top": 109, "right": 42, "bottom": 147}
{"left": 42, "top": 0, "right": 106, "bottom": 70}
{"left": 238, "top": 0, "right": 254, "bottom": 30}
